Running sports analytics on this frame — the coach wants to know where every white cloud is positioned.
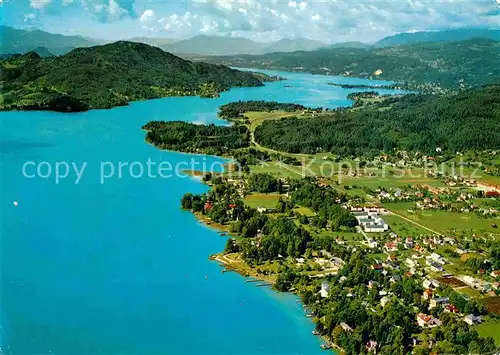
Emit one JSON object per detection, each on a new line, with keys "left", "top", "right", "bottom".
{"left": 29, "top": 0, "right": 51, "bottom": 10}
{"left": 11, "top": 0, "right": 500, "bottom": 44}
{"left": 140, "top": 9, "right": 155, "bottom": 24}
{"left": 107, "top": 0, "right": 120, "bottom": 17}
{"left": 24, "top": 13, "right": 37, "bottom": 22}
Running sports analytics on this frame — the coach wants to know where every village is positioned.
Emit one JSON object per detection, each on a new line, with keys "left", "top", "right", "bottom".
{"left": 190, "top": 165, "right": 500, "bottom": 352}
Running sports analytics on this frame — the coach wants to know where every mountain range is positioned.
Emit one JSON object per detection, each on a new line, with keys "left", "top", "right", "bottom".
{"left": 373, "top": 28, "right": 500, "bottom": 47}
{"left": 2, "top": 26, "right": 499, "bottom": 57}
{"left": 198, "top": 38, "right": 500, "bottom": 90}
{"left": 161, "top": 35, "right": 328, "bottom": 55}
{"left": 0, "top": 26, "right": 98, "bottom": 55}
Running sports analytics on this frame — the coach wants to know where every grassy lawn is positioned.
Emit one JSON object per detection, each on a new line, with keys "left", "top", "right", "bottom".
{"left": 244, "top": 111, "right": 297, "bottom": 132}
{"left": 294, "top": 206, "right": 316, "bottom": 217}
{"left": 383, "top": 202, "right": 499, "bottom": 233}
{"left": 244, "top": 193, "right": 285, "bottom": 208}
{"left": 249, "top": 162, "right": 304, "bottom": 178}
{"left": 384, "top": 214, "right": 430, "bottom": 236}
{"left": 475, "top": 319, "right": 500, "bottom": 346}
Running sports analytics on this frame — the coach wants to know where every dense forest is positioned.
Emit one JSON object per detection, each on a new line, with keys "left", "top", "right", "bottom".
{"left": 254, "top": 85, "right": 500, "bottom": 156}
{"left": 143, "top": 121, "right": 249, "bottom": 156}
{"left": 0, "top": 41, "right": 263, "bottom": 112}
{"left": 218, "top": 100, "right": 321, "bottom": 119}
{"left": 199, "top": 39, "right": 500, "bottom": 90}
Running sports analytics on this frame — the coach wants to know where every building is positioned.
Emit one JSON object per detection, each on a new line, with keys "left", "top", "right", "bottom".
{"left": 368, "top": 280, "right": 379, "bottom": 289}
{"left": 340, "top": 322, "right": 353, "bottom": 332}
{"left": 390, "top": 275, "right": 401, "bottom": 283}
{"left": 430, "top": 297, "right": 449, "bottom": 309}
{"left": 320, "top": 281, "right": 330, "bottom": 298}
{"left": 423, "top": 289, "right": 433, "bottom": 300}
{"left": 417, "top": 313, "right": 442, "bottom": 328}
{"left": 351, "top": 208, "right": 389, "bottom": 233}
{"left": 384, "top": 242, "right": 398, "bottom": 252}
{"left": 423, "top": 279, "right": 440, "bottom": 289}
{"left": 380, "top": 296, "right": 391, "bottom": 307}
{"left": 430, "top": 253, "right": 446, "bottom": 264}
{"left": 430, "top": 262, "right": 444, "bottom": 272}
{"left": 491, "top": 270, "right": 500, "bottom": 278}
{"left": 464, "top": 314, "right": 482, "bottom": 325}
{"left": 444, "top": 304, "right": 460, "bottom": 313}
{"left": 406, "top": 258, "right": 417, "bottom": 268}
{"left": 366, "top": 340, "right": 378, "bottom": 353}
{"left": 371, "top": 264, "right": 384, "bottom": 271}
{"left": 367, "top": 239, "right": 378, "bottom": 248}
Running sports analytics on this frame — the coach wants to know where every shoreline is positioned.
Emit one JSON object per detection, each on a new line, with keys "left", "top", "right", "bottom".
{"left": 190, "top": 203, "right": 343, "bottom": 353}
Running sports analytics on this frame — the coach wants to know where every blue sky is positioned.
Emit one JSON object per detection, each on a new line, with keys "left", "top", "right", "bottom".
{"left": 1, "top": 0, "right": 499, "bottom": 43}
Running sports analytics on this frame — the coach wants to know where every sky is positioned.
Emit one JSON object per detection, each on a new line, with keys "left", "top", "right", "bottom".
{"left": 0, "top": 0, "right": 499, "bottom": 43}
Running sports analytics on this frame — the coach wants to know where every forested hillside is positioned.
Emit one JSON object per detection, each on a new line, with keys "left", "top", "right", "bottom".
{"left": 143, "top": 121, "right": 250, "bottom": 156}
{"left": 254, "top": 85, "right": 500, "bottom": 156}
{"left": 199, "top": 39, "right": 500, "bottom": 90}
{"left": 0, "top": 41, "right": 263, "bottom": 112}
{"left": 218, "top": 101, "right": 320, "bottom": 120}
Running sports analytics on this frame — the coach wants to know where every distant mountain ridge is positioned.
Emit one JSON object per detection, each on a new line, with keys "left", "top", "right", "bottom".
{"left": 0, "top": 25, "right": 97, "bottom": 55}
{"left": 2, "top": 26, "right": 499, "bottom": 57}
{"left": 160, "top": 35, "right": 327, "bottom": 55}
{"left": 197, "top": 38, "right": 500, "bottom": 90}
{"left": 374, "top": 28, "right": 500, "bottom": 47}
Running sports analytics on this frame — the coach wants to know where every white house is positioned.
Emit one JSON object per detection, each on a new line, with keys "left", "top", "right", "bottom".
{"left": 380, "top": 296, "right": 391, "bottom": 307}
{"left": 417, "top": 313, "right": 442, "bottom": 328}
{"left": 320, "top": 281, "right": 330, "bottom": 298}
{"left": 340, "top": 322, "right": 353, "bottom": 332}
{"left": 429, "top": 297, "right": 449, "bottom": 309}
{"left": 464, "top": 314, "right": 482, "bottom": 325}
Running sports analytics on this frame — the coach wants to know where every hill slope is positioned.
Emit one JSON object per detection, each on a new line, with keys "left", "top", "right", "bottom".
{"left": 0, "top": 41, "right": 263, "bottom": 112}
{"left": 199, "top": 39, "right": 500, "bottom": 90}
{"left": 254, "top": 85, "right": 500, "bottom": 155}
{"left": 0, "top": 26, "right": 97, "bottom": 55}
{"left": 375, "top": 28, "right": 500, "bottom": 47}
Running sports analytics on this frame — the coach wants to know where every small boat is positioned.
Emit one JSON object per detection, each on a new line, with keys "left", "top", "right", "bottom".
{"left": 312, "top": 330, "right": 320, "bottom": 335}
{"left": 320, "top": 344, "right": 332, "bottom": 350}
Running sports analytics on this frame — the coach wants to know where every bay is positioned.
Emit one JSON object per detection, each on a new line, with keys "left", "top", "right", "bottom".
{"left": 0, "top": 70, "right": 405, "bottom": 354}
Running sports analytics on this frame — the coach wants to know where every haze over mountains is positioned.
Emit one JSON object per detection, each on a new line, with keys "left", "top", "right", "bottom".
{"left": 1, "top": 26, "right": 499, "bottom": 57}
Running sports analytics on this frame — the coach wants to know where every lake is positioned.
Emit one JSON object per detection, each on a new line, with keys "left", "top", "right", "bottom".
{"left": 0, "top": 70, "right": 405, "bottom": 354}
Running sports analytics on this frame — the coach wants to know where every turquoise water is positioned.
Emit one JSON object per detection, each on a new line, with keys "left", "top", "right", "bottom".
{"left": 0, "top": 70, "right": 405, "bottom": 354}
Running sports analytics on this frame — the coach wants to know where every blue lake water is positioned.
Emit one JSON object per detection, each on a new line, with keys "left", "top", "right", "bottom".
{"left": 0, "top": 70, "right": 406, "bottom": 354}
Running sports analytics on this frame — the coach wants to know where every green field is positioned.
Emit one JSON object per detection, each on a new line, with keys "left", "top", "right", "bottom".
{"left": 293, "top": 206, "right": 316, "bottom": 217}
{"left": 249, "top": 162, "right": 303, "bottom": 178}
{"left": 244, "top": 193, "right": 285, "bottom": 208}
{"left": 475, "top": 319, "right": 500, "bottom": 346}
{"left": 383, "top": 214, "right": 430, "bottom": 236}
{"left": 383, "top": 202, "right": 499, "bottom": 234}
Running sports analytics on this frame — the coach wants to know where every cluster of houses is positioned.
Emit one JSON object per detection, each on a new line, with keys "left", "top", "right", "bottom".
{"left": 425, "top": 253, "right": 447, "bottom": 272}
{"left": 418, "top": 277, "right": 483, "bottom": 327}
{"left": 349, "top": 206, "right": 390, "bottom": 233}
{"left": 459, "top": 274, "right": 500, "bottom": 294}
